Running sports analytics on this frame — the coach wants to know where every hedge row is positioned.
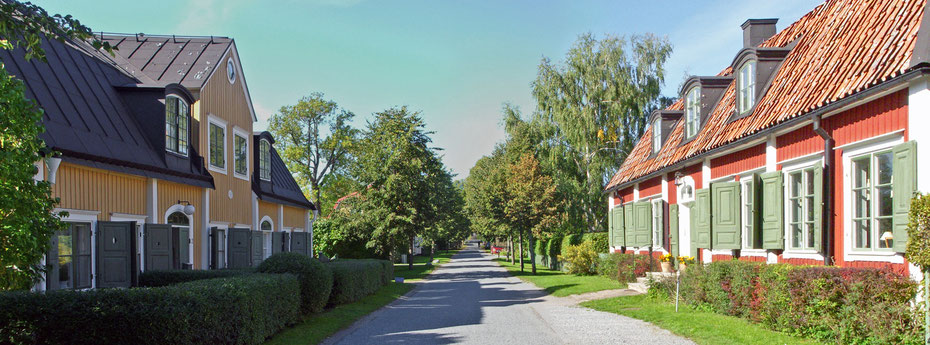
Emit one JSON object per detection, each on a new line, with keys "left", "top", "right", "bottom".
{"left": 139, "top": 268, "right": 253, "bottom": 287}
{"left": 649, "top": 260, "right": 923, "bottom": 344}
{"left": 597, "top": 252, "right": 657, "bottom": 282}
{"left": 256, "top": 252, "right": 333, "bottom": 314}
{"left": 325, "top": 259, "right": 391, "bottom": 306}
{"left": 581, "top": 232, "right": 608, "bottom": 253}
{"left": 0, "top": 274, "right": 300, "bottom": 345}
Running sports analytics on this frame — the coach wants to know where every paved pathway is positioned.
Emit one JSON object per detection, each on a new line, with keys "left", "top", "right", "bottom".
{"left": 322, "top": 245, "right": 694, "bottom": 345}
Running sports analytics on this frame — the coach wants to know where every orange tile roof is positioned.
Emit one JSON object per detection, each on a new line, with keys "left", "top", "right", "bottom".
{"left": 606, "top": 0, "right": 925, "bottom": 191}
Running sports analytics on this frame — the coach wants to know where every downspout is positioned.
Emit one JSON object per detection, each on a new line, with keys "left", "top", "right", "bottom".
{"left": 812, "top": 116, "right": 834, "bottom": 266}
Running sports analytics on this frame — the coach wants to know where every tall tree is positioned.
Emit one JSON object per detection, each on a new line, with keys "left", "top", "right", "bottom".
{"left": 464, "top": 149, "right": 514, "bottom": 262}
{"left": 505, "top": 153, "right": 561, "bottom": 274}
{"left": 269, "top": 92, "right": 358, "bottom": 212}
{"left": 531, "top": 33, "right": 672, "bottom": 232}
{"left": 0, "top": 0, "right": 114, "bottom": 290}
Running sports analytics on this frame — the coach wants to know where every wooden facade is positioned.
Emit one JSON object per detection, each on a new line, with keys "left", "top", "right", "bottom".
{"left": 52, "top": 163, "right": 146, "bottom": 220}
{"left": 282, "top": 206, "right": 307, "bottom": 230}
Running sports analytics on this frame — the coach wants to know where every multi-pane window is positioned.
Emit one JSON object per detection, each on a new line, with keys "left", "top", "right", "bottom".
{"left": 261, "top": 220, "right": 273, "bottom": 259}
{"left": 741, "top": 178, "right": 753, "bottom": 248}
{"left": 168, "top": 212, "right": 191, "bottom": 266}
{"left": 652, "top": 199, "right": 662, "bottom": 248}
{"left": 738, "top": 61, "right": 756, "bottom": 114}
{"left": 685, "top": 88, "right": 701, "bottom": 138}
{"left": 851, "top": 151, "right": 894, "bottom": 250}
{"left": 54, "top": 223, "right": 91, "bottom": 290}
{"left": 209, "top": 123, "right": 225, "bottom": 169}
{"left": 260, "top": 139, "right": 271, "bottom": 181}
{"left": 234, "top": 134, "right": 248, "bottom": 176}
{"left": 165, "top": 96, "right": 189, "bottom": 155}
{"left": 652, "top": 118, "right": 661, "bottom": 154}
{"left": 788, "top": 169, "right": 816, "bottom": 250}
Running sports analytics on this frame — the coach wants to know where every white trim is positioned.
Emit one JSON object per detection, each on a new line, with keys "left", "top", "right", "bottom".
{"left": 677, "top": 175, "right": 696, "bottom": 204}
{"left": 909, "top": 76, "right": 930, "bottom": 194}
{"left": 782, "top": 250, "right": 825, "bottom": 261}
{"left": 260, "top": 216, "right": 274, "bottom": 231}
{"left": 111, "top": 213, "right": 146, "bottom": 221}
{"left": 278, "top": 204, "right": 285, "bottom": 232}
{"left": 164, "top": 205, "right": 195, "bottom": 266}
{"left": 711, "top": 166, "right": 765, "bottom": 184}
{"left": 834, "top": 129, "right": 905, "bottom": 151}
{"left": 232, "top": 126, "right": 250, "bottom": 181}
{"left": 201, "top": 189, "right": 210, "bottom": 268}
{"left": 765, "top": 135, "right": 777, "bottom": 172}
{"left": 650, "top": 198, "right": 664, "bottom": 249}
{"left": 841, "top": 133, "right": 905, "bottom": 263}
{"left": 781, "top": 158, "right": 823, "bottom": 252}
{"left": 146, "top": 178, "right": 157, "bottom": 224}
{"left": 777, "top": 151, "right": 824, "bottom": 167}
{"left": 701, "top": 159, "right": 711, "bottom": 188}
{"left": 660, "top": 174, "right": 669, "bottom": 202}
{"left": 209, "top": 222, "right": 229, "bottom": 269}
{"left": 633, "top": 183, "right": 640, "bottom": 201}
{"left": 740, "top": 249, "right": 767, "bottom": 257}
{"left": 33, "top": 161, "right": 43, "bottom": 181}
{"left": 226, "top": 58, "right": 237, "bottom": 84}
{"left": 207, "top": 114, "right": 228, "bottom": 174}
{"left": 252, "top": 191, "right": 260, "bottom": 230}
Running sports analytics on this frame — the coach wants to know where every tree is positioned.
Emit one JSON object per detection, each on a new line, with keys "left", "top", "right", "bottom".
{"left": 505, "top": 153, "right": 561, "bottom": 274}
{"left": 464, "top": 149, "right": 514, "bottom": 262}
{"left": 269, "top": 93, "right": 358, "bottom": 212}
{"left": 0, "top": 0, "right": 114, "bottom": 290}
{"left": 531, "top": 33, "right": 672, "bottom": 232}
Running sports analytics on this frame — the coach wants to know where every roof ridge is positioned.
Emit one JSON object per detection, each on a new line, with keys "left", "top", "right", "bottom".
{"left": 97, "top": 32, "right": 231, "bottom": 41}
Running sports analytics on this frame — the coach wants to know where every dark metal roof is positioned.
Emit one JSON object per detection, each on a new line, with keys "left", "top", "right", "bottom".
{"left": 96, "top": 33, "right": 233, "bottom": 89}
{"left": 252, "top": 132, "right": 315, "bottom": 210}
{"left": 0, "top": 37, "right": 214, "bottom": 188}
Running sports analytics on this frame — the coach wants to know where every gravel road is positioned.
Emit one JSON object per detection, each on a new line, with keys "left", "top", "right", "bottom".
{"left": 321, "top": 244, "right": 694, "bottom": 345}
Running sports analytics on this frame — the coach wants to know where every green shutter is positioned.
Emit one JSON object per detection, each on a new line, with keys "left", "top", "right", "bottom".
{"left": 813, "top": 166, "right": 823, "bottom": 252}
{"left": 608, "top": 207, "right": 615, "bottom": 247}
{"left": 761, "top": 171, "right": 785, "bottom": 250}
{"left": 694, "top": 188, "right": 712, "bottom": 249}
{"left": 624, "top": 204, "right": 634, "bottom": 247}
{"left": 892, "top": 141, "right": 917, "bottom": 253}
{"left": 669, "top": 204, "right": 679, "bottom": 257}
{"left": 634, "top": 201, "right": 652, "bottom": 247}
{"left": 612, "top": 207, "right": 625, "bottom": 247}
{"left": 711, "top": 181, "right": 741, "bottom": 250}
{"left": 746, "top": 174, "right": 762, "bottom": 249}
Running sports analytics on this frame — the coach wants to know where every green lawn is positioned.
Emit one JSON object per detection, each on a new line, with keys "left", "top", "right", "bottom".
{"left": 392, "top": 250, "right": 459, "bottom": 281}
{"left": 264, "top": 282, "right": 415, "bottom": 345}
{"left": 581, "top": 295, "right": 818, "bottom": 345}
{"left": 494, "top": 258, "right": 625, "bottom": 297}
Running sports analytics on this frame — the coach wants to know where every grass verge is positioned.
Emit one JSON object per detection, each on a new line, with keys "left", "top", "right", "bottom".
{"left": 493, "top": 257, "right": 624, "bottom": 297}
{"left": 581, "top": 294, "right": 818, "bottom": 345}
{"left": 264, "top": 282, "right": 415, "bottom": 345}
{"left": 393, "top": 250, "right": 459, "bottom": 281}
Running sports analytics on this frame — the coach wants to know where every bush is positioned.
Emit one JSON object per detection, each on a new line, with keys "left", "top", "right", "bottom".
{"left": 906, "top": 193, "right": 930, "bottom": 268}
{"left": 648, "top": 260, "right": 923, "bottom": 344}
{"left": 559, "top": 242, "right": 598, "bottom": 275}
{"left": 534, "top": 237, "right": 548, "bottom": 256}
{"left": 560, "top": 234, "right": 583, "bottom": 259}
{"left": 139, "top": 269, "right": 253, "bottom": 287}
{"left": 582, "top": 232, "right": 609, "bottom": 253}
{"left": 325, "top": 259, "right": 392, "bottom": 306}
{"left": 597, "top": 253, "right": 657, "bottom": 282}
{"left": 0, "top": 274, "right": 300, "bottom": 345}
{"left": 546, "top": 235, "right": 562, "bottom": 258}
{"left": 256, "top": 252, "right": 333, "bottom": 314}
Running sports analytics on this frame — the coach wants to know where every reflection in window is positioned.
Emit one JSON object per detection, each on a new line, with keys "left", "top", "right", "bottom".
{"left": 852, "top": 151, "right": 893, "bottom": 250}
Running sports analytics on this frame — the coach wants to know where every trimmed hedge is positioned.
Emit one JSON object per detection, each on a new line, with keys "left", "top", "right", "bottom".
{"left": 649, "top": 260, "right": 923, "bottom": 344}
{"left": 560, "top": 234, "right": 583, "bottom": 258}
{"left": 534, "top": 237, "right": 547, "bottom": 256}
{"left": 546, "top": 235, "right": 563, "bottom": 258}
{"left": 139, "top": 268, "right": 253, "bottom": 287}
{"left": 0, "top": 274, "right": 300, "bottom": 345}
{"left": 325, "top": 259, "right": 392, "bottom": 306}
{"left": 582, "top": 232, "right": 609, "bottom": 253}
{"left": 256, "top": 252, "right": 333, "bottom": 314}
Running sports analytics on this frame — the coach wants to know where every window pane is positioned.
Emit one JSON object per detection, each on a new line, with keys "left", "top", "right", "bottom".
{"left": 178, "top": 104, "right": 188, "bottom": 155}
{"left": 58, "top": 255, "right": 72, "bottom": 289}
{"left": 210, "top": 124, "right": 225, "bottom": 167}
{"left": 855, "top": 219, "right": 871, "bottom": 248}
{"left": 877, "top": 152, "right": 893, "bottom": 185}
{"left": 877, "top": 186, "right": 892, "bottom": 217}
{"left": 790, "top": 172, "right": 801, "bottom": 197}
{"left": 58, "top": 230, "right": 72, "bottom": 257}
{"left": 261, "top": 221, "right": 272, "bottom": 230}
{"left": 792, "top": 224, "right": 802, "bottom": 248}
{"left": 805, "top": 196, "right": 814, "bottom": 221}
{"left": 853, "top": 157, "right": 870, "bottom": 188}
{"left": 75, "top": 224, "right": 91, "bottom": 256}
{"left": 235, "top": 135, "right": 247, "bottom": 175}
{"left": 806, "top": 223, "right": 815, "bottom": 248}
{"left": 878, "top": 218, "right": 893, "bottom": 249}
{"left": 791, "top": 199, "right": 801, "bottom": 223}
{"left": 855, "top": 190, "right": 871, "bottom": 218}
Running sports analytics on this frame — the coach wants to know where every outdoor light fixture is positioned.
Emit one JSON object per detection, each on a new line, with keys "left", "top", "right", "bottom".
{"left": 674, "top": 171, "right": 684, "bottom": 186}
{"left": 45, "top": 156, "right": 62, "bottom": 184}
{"left": 177, "top": 200, "right": 196, "bottom": 215}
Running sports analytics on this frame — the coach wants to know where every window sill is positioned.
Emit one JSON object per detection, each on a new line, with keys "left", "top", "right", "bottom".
{"left": 233, "top": 172, "right": 249, "bottom": 181}
{"left": 781, "top": 250, "right": 823, "bottom": 261}
{"left": 844, "top": 250, "right": 903, "bottom": 263}
{"left": 166, "top": 150, "right": 189, "bottom": 159}
{"left": 740, "top": 249, "right": 767, "bottom": 257}
{"left": 208, "top": 165, "right": 227, "bottom": 175}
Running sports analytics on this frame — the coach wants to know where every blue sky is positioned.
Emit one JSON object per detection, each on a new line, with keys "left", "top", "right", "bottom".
{"left": 35, "top": 0, "right": 822, "bottom": 178}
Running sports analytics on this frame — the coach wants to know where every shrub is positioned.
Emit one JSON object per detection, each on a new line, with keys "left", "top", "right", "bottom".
{"left": 534, "top": 237, "right": 548, "bottom": 256}
{"left": 649, "top": 260, "right": 923, "bottom": 344}
{"left": 546, "top": 235, "right": 562, "bottom": 258}
{"left": 256, "top": 252, "right": 333, "bottom": 314}
{"left": 325, "top": 259, "right": 391, "bottom": 306}
{"left": 560, "top": 234, "right": 583, "bottom": 259}
{"left": 0, "top": 274, "right": 300, "bottom": 345}
{"left": 582, "top": 232, "right": 609, "bottom": 253}
{"left": 139, "top": 269, "right": 253, "bottom": 287}
{"left": 597, "top": 253, "right": 657, "bottom": 282}
{"left": 906, "top": 193, "right": 930, "bottom": 268}
{"left": 559, "top": 242, "right": 598, "bottom": 275}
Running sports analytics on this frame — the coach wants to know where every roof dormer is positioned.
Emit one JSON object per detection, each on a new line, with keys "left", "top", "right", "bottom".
{"left": 679, "top": 76, "right": 732, "bottom": 142}
{"left": 648, "top": 110, "right": 683, "bottom": 155}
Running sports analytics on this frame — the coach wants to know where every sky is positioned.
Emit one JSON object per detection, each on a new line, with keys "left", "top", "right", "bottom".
{"left": 35, "top": 0, "right": 823, "bottom": 178}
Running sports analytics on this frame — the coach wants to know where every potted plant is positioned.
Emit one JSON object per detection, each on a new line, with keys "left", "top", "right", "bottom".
{"left": 659, "top": 254, "right": 674, "bottom": 273}
{"left": 677, "top": 256, "right": 695, "bottom": 271}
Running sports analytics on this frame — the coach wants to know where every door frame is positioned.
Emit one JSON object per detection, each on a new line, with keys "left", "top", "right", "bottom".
{"left": 209, "top": 223, "right": 229, "bottom": 269}
{"left": 44, "top": 209, "right": 99, "bottom": 291}
{"left": 165, "top": 205, "right": 195, "bottom": 267}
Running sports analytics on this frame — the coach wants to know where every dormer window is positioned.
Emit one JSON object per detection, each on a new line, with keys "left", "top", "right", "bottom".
{"left": 684, "top": 88, "right": 701, "bottom": 138}
{"left": 259, "top": 139, "right": 271, "bottom": 181}
{"left": 652, "top": 117, "right": 661, "bottom": 154}
{"left": 738, "top": 61, "right": 756, "bottom": 114}
{"left": 165, "top": 95, "right": 189, "bottom": 156}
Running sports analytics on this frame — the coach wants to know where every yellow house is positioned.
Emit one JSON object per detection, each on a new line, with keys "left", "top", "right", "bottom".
{"left": 2, "top": 33, "right": 315, "bottom": 291}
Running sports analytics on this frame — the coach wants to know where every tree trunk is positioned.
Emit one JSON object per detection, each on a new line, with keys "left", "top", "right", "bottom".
{"left": 529, "top": 232, "right": 537, "bottom": 275}
{"left": 509, "top": 235, "right": 515, "bottom": 265}
{"left": 408, "top": 236, "right": 415, "bottom": 270}
{"left": 519, "top": 231, "right": 524, "bottom": 272}
{"left": 429, "top": 245, "right": 434, "bottom": 265}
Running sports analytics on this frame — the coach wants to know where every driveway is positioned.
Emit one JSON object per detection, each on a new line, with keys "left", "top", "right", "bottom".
{"left": 322, "top": 245, "right": 694, "bottom": 345}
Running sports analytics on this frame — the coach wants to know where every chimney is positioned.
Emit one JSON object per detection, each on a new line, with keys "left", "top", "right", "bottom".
{"left": 741, "top": 18, "right": 778, "bottom": 48}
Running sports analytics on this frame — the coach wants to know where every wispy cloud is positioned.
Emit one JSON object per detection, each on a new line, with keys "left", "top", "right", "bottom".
{"left": 173, "top": 0, "right": 244, "bottom": 34}
{"left": 252, "top": 99, "right": 275, "bottom": 131}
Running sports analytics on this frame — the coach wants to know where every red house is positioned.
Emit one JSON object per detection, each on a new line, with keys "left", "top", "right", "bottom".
{"left": 605, "top": 0, "right": 930, "bottom": 282}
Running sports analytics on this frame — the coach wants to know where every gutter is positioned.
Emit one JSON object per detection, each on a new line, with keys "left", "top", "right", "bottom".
{"left": 606, "top": 65, "right": 930, "bottom": 194}
{"left": 812, "top": 116, "right": 834, "bottom": 266}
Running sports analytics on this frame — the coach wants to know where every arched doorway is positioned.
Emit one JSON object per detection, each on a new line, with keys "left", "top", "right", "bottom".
{"left": 167, "top": 211, "right": 192, "bottom": 269}
{"left": 261, "top": 217, "right": 273, "bottom": 259}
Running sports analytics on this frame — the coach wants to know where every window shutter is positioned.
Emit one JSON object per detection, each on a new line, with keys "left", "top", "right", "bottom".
{"left": 892, "top": 141, "right": 917, "bottom": 253}
{"left": 612, "top": 207, "right": 625, "bottom": 247}
{"left": 711, "top": 182, "right": 741, "bottom": 250}
{"left": 694, "top": 188, "right": 712, "bottom": 249}
{"left": 669, "top": 204, "right": 679, "bottom": 257}
{"left": 633, "top": 201, "right": 653, "bottom": 247}
{"left": 272, "top": 232, "right": 283, "bottom": 254}
{"left": 210, "top": 227, "right": 219, "bottom": 269}
{"left": 813, "top": 166, "right": 823, "bottom": 252}
{"left": 608, "top": 207, "right": 615, "bottom": 247}
{"left": 624, "top": 204, "right": 635, "bottom": 247}
{"left": 747, "top": 174, "right": 762, "bottom": 249}
{"left": 760, "top": 171, "right": 785, "bottom": 250}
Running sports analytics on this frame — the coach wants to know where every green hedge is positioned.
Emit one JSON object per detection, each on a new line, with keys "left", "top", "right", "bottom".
{"left": 0, "top": 274, "right": 300, "bottom": 345}
{"left": 256, "top": 252, "right": 333, "bottom": 314}
{"left": 534, "top": 237, "right": 548, "bottom": 256}
{"left": 560, "top": 234, "right": 583, "bottom": 258}
{"left": 546, "top": 235, "right": 563, "bottom": 258}
{"left": 649, "top": 260, "right": 923, "bottom": 344}
{"left": 139, "top": 269, "right": 253, "bottom": 287}
{"left": 325, "top": 259, "right": 392, "bottom": 306}
{"left": 582, "top": 232, "right": 609, "bottom": 253}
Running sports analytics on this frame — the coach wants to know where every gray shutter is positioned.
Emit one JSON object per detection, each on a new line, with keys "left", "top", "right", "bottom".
{"left": 282, "top": 232, "right": 291, "bottom": 252}
{"left": 272, "top": 232, "right": 283, "bottom": 254}
{"left": 74, "top": 224, "right": 92, "bottom": 289}
{"left": 144, "top": 224, "right": 173, "bottom": 271}
{"left": 813, "top": 166, "right": 824, "bottom": 252}
{"left": 96, "top": 221, "right": 135, "bottom": 288}
{"left": 760, "top": 171, "right": 785, "bottom": 250}
{"left": 693, "top": 188, "right": 712, "bottom": 249}
{"left": 669, "top": 204, "right": 679, "bottom": 257}
{"left": 210, "top": 227, "right": 220, "bottom": 269}
{"left": 227, "top": 228, "right": 252, "bottom": 269}
{"left": 892, "top": 141, "right": 917, "bottom": 252}
{"left": 177, "top": 228, "right": 190, "bottom": 268}
{"left": 711, "top": 182, "right": 741, "bottom": 250}
{"left": 251, "top": 231, "right": 264, "bottom": 266}
{"left": 46, "top": 230, "right": 60, "bottom": 290}
{"left": 291, "top": 232, "right": 308, "bottom": 256}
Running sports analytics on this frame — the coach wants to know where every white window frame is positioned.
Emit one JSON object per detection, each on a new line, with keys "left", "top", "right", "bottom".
{"left": 781, "top": 156, "right": 824, "bottom": 261}
{"left": 165, "top": 95, "right": 190, "bottom": 157}
{"left": 226, "top": 58, "right": 237, "bottom": 84}
{"left": 210, "top": 223, "right": 229, "bottom": 269}
{"left": 650, "top": 198, "right": 665, "bottom": 251}
{"left": 207, "top": 115, "right": 228, "bottom": 174}
{"left": 652, "top": 117, "right": 661, "bottom": 154}
{"left": 738, "top": 61, "right": 756, "bottom": 114}
{"left": 737, "top": 170, "right": 766, "bottom": 256}
{"left": 232, "top": 127, "right": 250, "bottom": 181}
{"left": 165, "top": 205, "right": 195, "bottom": 267}
{"left": 685, "top": 87, "right": 701, "bottom": 138}
{"left": 48, "top": 209, "right": 99, "bottom": 291}
{"left": 259, "top": 139, "right": 271, "bottom": 181}
{"left": 842, "top": 133, "right": 905, "bottom": 263}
